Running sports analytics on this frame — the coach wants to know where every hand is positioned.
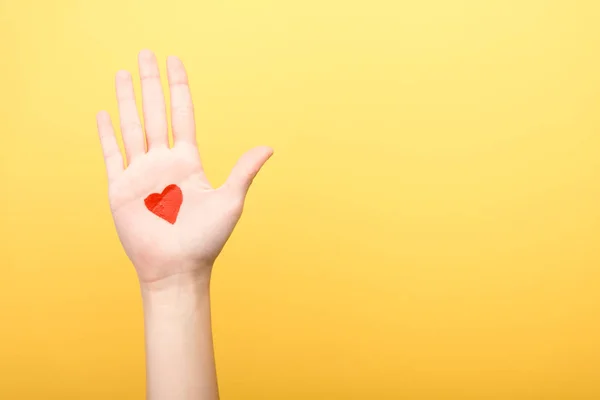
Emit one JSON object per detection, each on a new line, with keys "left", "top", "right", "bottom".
{"left": 96, "top": 50, "right": 273, "bottom": 287}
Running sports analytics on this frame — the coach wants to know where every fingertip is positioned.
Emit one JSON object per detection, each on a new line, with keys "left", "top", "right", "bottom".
{"left": 166, "top": 55, "right": 188, "bottom": 86}
{"left": 261, "top": 145, "right": 274, "bottom": 158}
{"left": 96, "top": 110, "right": 110, "bottom": 122}
{"left": 138, "top": 49, "right": 155, "bottom": 61}
{"left": 115, "top": 69, "right": 131, "bottom": 82}
{"left": 167, "top": 55, "right": 183, "bottom": 67}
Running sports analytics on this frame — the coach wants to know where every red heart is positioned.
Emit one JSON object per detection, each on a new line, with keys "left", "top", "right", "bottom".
{"left": 144, "top": 184, "right": 183, "bottom": 224}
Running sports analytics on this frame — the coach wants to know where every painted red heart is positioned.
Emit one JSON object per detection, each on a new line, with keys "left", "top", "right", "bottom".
{"left": 144, "top": 184, "right": 183, "bottom": 224}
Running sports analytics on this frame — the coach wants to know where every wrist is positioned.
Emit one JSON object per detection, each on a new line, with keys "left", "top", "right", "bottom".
{"left": 139, "top": 270, "right": 212, "bottom": 321}
{"left": 139, "top": 268, "right": 213, "bottom": 295}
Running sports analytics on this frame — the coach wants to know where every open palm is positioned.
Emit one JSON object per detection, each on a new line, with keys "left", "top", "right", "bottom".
{"left": 96, "top": 50, "right": 273, "bottom": 284}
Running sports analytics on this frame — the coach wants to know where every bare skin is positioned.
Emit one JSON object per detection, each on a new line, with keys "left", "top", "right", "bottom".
{"left": 96, "top": 49, "right": 273, "bottom": 400}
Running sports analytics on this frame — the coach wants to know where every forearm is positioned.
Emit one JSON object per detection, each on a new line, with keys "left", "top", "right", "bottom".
{"left": 140, "top": 271, "right": 219, "bottom": 400}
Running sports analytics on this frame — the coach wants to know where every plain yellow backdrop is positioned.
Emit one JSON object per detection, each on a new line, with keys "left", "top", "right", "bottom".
{"left": 1, "top": 0, "right": 600, "bottom": 399}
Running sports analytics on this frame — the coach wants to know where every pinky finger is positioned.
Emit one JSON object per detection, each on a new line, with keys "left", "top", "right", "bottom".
{"left": 96, "top": 111, "right": 124, "bottom": 183}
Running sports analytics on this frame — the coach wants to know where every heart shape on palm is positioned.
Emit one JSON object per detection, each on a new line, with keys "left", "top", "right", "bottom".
{"left": 144, "top": 184, "right": 183, "bottom": 224}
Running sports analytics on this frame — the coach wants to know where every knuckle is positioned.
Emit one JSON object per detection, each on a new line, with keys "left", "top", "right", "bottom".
{"left": 121, "top": 120, "right": 143, "bottom": 133}
{"left": 172, "top": 104, "right": 194, "bottom": 117}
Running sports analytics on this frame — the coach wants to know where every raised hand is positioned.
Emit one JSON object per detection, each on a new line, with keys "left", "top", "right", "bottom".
{"left": 96, "top": 50, "right": 273, "bottom": 286}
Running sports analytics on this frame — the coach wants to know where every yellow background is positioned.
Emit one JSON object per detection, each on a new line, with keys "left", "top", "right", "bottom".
{"left": 1, "top": 0, "right": 600, "bottom": 398}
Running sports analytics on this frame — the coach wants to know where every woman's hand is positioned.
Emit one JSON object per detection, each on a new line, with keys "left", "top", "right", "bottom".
{"left": 96, "top": 49, "right": 273, "bottom": 287}
{"left": 96, "top": 49, "right": 272, "bottom": 400}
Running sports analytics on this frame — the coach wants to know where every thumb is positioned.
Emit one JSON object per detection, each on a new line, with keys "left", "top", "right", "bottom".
{"left": 223, "top": 146, "right": 274, "bottom": 196}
